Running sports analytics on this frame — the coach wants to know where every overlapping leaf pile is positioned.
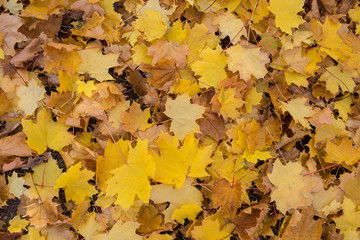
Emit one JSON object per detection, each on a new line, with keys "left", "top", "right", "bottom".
{"left": 1, "top": 0, "right": 360, "bottom": 239}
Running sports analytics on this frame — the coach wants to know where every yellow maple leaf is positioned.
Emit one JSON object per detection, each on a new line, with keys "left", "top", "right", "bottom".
{"left": 191, "top": 213, "right": 234, "bottom": 240}
{"left": 76, "top": 80, "right": 98, "bottom": 97}
{"left": 190, "top": 46, "right": 228, "bottom": 88}
{"left": 23, "top": 157, "right": 62, "bottom": 200}
{"left": 164, "top": 94, "right": 205, "bottom": 139}
{"left": 55, "top": 162, "right": 97, "bottom": 205}
{"left": 325, "top": 138, "right": 360, "bottom": 165}
{"left": 242, "top": 150, "right": 272, "bottom": 164}
{"left": 8, "top": 215, "right": 29, "bottom": 233}
{"left": 150, "top": 179, "right": 203, "bottom": 223}
{"left": 43, "top": 42, "right": 82, "bottom": 74}
{"left": 333, "top": 197, "right": 360, "bottom": 240}
{"left": 7, "top": 172, "right": 25, "bottom": 198}
{"left": 268, "top": 0, "right": 305, "bottom": 34}
{"left": 216, "top": 11, "right": 246, "bottom": 44}
{"left": 319, "top": 65, "right": 358, "bottom": 95}
{"left": 280, "top": 97, "right": 316, "bottom": 129}
{"left": 131, "top": 43, "right": 153, "bottom": 65}
{"left": 218, "top": 87, "right": 244, "bottom": 119}
{"left": 105, "top": 139, "right": 155, "bottom": 209}
{"left": 268, "top": 160, "right": 323, "bottom": 214}
{"left": 21, "top": 108, "right": 74, "bottom": 154}
{"left": 21, "top": 227, "right": 45, "bottom": 240}
{"left": 78, "top": 44, "right": 119, "bottom": 81}
{"left": 133, "top": 9, "right": 167, "bottom": 42}
{"left": 57, "top": 71, "right": 79, "bottom": 93}
{"left": 96, "top": 138, "right": 128, "bottom": 191}
{"left": 227, "top": 45, "right": 269, "bottom": 81}
{"left": 184, "top": 23, "right": 219, "bottom": 63}
{"left": 16, "top": 78, "right": 45, "bottom": 116}
{"left": 93, "top": 221, "right": 142, "bottom": 240}
{"left": 154, "top": 131, "right": 213, "bottom": 188}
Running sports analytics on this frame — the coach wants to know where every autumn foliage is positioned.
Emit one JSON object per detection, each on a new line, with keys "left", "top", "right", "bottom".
{"left": 1, "top": 0, "right": 360, "bottom": 239}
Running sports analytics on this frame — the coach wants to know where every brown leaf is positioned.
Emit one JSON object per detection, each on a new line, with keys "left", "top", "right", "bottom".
{"left": 197, "top": 113, "right": 226, "bottom": 142}
{"left": 136, "top": 204, "right": 164, "bottom": 234}
{"left": 212, "top": 178, "right": 242, "bottom": 218}
{"left": 19, "top": 15, "right": 62, "bottom": 39}
{"left": 0, "top": 175, "right": 12, "bottom": 208}
{"left": 234, "top": 204, "right": 269, "bottom": 240}
{"left": 9, "top": 38, "right": 42, "bottom": 67}
{"left": 0, "top": 132, "right": 33, "bottom": 159}
{"left": 139, "top": 59, "right": 179, "bottom": 91}
{"left": 281, "top": 207, "right": 322, "bottom": 240}
{"left": 0, "top": 232, "right": 21, "bottom": 240}
{"left": 148, "top": 41, "right": 190, "bottom": 68}
{"left": 127, "top": 69, "right": 147, "bottom": 96}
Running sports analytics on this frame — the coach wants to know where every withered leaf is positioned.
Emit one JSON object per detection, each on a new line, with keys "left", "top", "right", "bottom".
{"left": 234, "top": 204, "right": 269, "bottom": 240}
{"left": 127, "top": 69, "right": 147, "bottom": 96}
{"left": 212, "top": 178, "right": 242, "bottom": 218}
{"left": 281, "top": 207, "right": 322, "bottom": 240}
{"left": 197, "top": 113, "right": 226, "bottom": 142}
{"left": 139, "top": 59, "right": 179, "bottom": 91}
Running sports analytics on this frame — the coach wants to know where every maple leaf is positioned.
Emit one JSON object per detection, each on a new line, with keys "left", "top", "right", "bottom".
{"left": 133, "top": 9, "right": 167, "bottom": 42}
{"left": 16, "top": 78, "right": 45, "bottom": 116}
{"left": 8, "top": 215, "right": 29, "bottom": 233}
{"left": 0, "top": 132, "right": 32, "bottom": 159}
{"left": 0, "top": 14, "right": 27, "bottom": 55}
{"left": 21, "top": 108, "right": 74, "bottom": 154}
{"left": 280, "top": 97, "right": 316, "bottom": 129}
{"left": 25, "top": 199, "right": 66, "bottom": 229}
{"left": 121, "top": 102, "right": 153, "bottom": 134}
{"left": 23, "top": 157, "right": 62, "bottom": 200}
{"left": 150, "top": 180, "right": 203, "bottom": 223}
{"left": 92, "top": 221, "right": 142, "bottom": 240}
{"left": 216, "top": 11, "right": 246, "bottom": 44}
{"left": 55, "top": 162, "right": 97, "bottom": 205}
{"left": 333, "top": 197, "right": 360, "bottom": 240}
{"left": 319, "top": 65, "right": 358, "bottom": 94}
{"left": 140, "top": 59, "right": 179, "bottom": 91}
{"left": 281, "top": 207, "right": 323, "bottom": 240}
{"left": 191, "top": 213, "right": 235, "bottom": 240}
{"left": 43, "top": 42, "right": 81, "bottom": 74}
{"left": 268, "top": 0, "right": 305, "bottom": 34}
{"left": 218, "top": 87, "right": 244, "bottom": 119}
{"left": 105, "top": 139, "right": 155, "bottom": 209}
{"left": 226, "top": 45, "right": 270, "bottom": 81}
{"left": 268, "top": 160, "right": 323, "bottom": 214}
{"left": 197, "top": 112, "right": 227, "bottom": 142}
{"left": 76, "top": 80, "right": 98, "bottom": 97}
{"left": 324, "top": 138, "right": 360, "bottom": 165}
{"left": 77, "top": 44, "right": 119, "bottom": 81}
{"left": 212, "top": 178, "right": 242, "bottom": 218}
{"left": 147, "top": 40, "right": 190, "bottom": 68}
{"left": 190, "top": 46, "right": 228, "bottom": 88}
{"left": 154, "top": 131, "right": 213, "bottom": 188}
{"left": 164, "top": 94, "right": 205, "bottom": 139}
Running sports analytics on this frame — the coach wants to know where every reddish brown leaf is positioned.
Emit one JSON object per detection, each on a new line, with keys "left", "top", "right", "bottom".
{"left": 212, "top": 178, "right": 242, "bottom": 218}
{"left": 139, "top": 59, "right": 179, "bottom": 91}
{"left": 197, "top": 113, "right": 226, "bottom": 142}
